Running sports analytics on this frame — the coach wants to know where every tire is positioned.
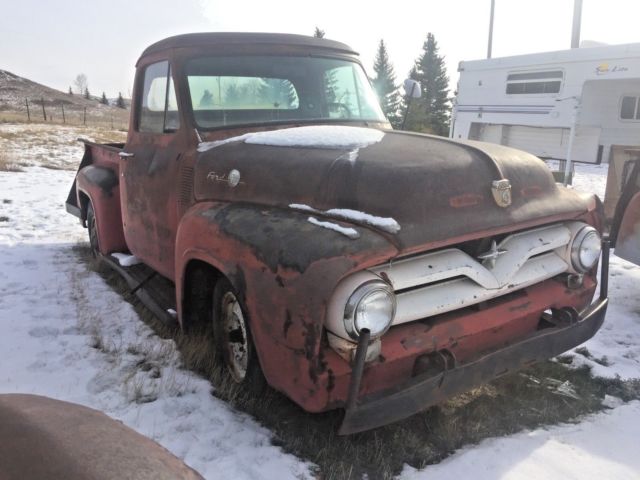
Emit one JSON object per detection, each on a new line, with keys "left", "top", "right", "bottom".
{"left": 87, "top": 202, "right": 100, "bottom": 257}
{"left": 212, "top": 278, "right": 265, "bottom": 391}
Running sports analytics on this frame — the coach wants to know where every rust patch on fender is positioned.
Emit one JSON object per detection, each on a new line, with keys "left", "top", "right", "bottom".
{"left": 449, "top": 193, "right": 484, "bottom": 208}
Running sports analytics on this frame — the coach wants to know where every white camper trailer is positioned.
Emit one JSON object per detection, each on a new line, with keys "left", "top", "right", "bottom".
{"left": 451, "top": 43, "right": 640, "bottom": 168}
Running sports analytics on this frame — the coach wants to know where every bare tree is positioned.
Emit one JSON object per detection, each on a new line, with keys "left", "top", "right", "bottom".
{"left": 74, "top": 74, "right": 88, "bottom": 97}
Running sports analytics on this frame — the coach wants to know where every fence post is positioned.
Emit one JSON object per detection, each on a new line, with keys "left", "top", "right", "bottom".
{"left": 41, "top": 97, "right": 47, "bottom": 121}
{"left": 61, "top": 104, "right": 66, "bottom": 124}
{"left": 25, "top": 98, "right": 31, "bottom": 122}
{"left": 83, "top": 107, "right": 87, "bottom": 125}
{"left": 110, "top": 115, "right": 113, "bottom": 129}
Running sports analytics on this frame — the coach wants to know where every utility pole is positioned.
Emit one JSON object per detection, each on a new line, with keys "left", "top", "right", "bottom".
{"left": 487, "top": 0, "right": 495, "bottom": 59}
{"left": 571, "top": 0, "right": 583, "bottom": 48}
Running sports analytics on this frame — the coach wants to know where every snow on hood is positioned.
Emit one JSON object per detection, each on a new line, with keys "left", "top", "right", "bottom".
{"left": 291, "top": 204, "right": 400, "bottom": 234}
{"left": 197, "top": 126, "right": 385, "bottom": 152}
{"left": 307, "top": 216, "right": 360, "bottom": 239}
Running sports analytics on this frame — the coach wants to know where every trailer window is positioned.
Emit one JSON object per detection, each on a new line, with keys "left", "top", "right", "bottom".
{"left": 506, "top": 70, "right": 563, "bottom": 95}
{"left": 620, "top": 96, "right": 640, "bottom": 120}
{"left": 138, "top": 61, "right": 180, "bottom": 134}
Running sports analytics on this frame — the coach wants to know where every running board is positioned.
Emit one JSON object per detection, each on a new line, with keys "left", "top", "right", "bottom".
{"left": 99, "top": 254, "right": 179, "bottom": 328}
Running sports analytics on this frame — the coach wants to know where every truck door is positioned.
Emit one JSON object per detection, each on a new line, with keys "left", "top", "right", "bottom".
{"left": 611, "top": 151, "right": 640, "bottom": 266}
{"left": 119, "top": 60, "right": 182, "bottom": 279}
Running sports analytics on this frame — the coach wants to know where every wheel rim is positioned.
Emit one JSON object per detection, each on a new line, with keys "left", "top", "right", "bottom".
{"left": 220, "top": 291, "right": 249, "bottom": 382}
{"left": 88, "top": 210, "right": 99, "bottom": 256}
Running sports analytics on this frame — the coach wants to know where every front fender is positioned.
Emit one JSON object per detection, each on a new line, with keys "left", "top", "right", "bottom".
{"left": 76, "top": 165, "right": 126, "bottom": 254}
{"left": 175, "top": 201, "right": 397, "bottom": 411}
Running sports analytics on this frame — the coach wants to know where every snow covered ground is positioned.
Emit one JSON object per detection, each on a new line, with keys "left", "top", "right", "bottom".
{"left": 0, "top": 167, "right": 312, "bottom": 479}
{"left": 0, "top": 124, "right": 639, "bottom": 479}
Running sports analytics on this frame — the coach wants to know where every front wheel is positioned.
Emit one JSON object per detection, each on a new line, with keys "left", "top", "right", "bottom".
{"left": 212, "top": 278, "right": 265, "bottom": 390}
{"left": 86, "top": 202, "right": 100, "bottom": 257}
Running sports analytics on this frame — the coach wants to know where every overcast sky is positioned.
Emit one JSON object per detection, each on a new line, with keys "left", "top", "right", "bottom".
{"left": 1, "top": 0, "right": 639, "bottom": 98}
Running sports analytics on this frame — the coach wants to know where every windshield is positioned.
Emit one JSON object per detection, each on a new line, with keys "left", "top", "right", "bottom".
{"left": 185, "top": 55, "right": 387, "bottom": 129}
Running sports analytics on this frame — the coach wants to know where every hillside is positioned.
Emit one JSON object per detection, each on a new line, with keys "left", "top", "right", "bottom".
{"left": 0, "top": 69, "right": 129, "bottom": 129}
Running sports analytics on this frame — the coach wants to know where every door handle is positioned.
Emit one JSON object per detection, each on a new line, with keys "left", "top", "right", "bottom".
{"left": 119, "top": 152, "right": 135, "bottom": 158}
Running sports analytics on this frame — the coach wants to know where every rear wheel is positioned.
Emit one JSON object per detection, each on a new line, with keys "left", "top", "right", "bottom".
{"left": 212, "top": 278, "right": 265, "bottom": 390}
{"left": 86, "top": 202, "right": 99, "bottom": 257}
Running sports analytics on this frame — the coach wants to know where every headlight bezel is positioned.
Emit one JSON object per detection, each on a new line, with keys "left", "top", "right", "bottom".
{"left": 570, "top": 225, "right": 602, "bottom": 273}
{"left": 344, "top": 280, "right": 396, "bottom": 340}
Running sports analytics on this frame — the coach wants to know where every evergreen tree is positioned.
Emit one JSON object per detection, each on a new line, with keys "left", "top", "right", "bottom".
{"left": 403, "top": 33, "right": 450, "bottom": 135}
{"left": 84, "top": 87, "right": 90, "bottom": 100}
{"left": 100, "top": 92, "right": 109, "bottom": 105}
{"left": 259, "top": 78, "right": 297, "bottom": 108}
{"left": 68, "top": 86, "right": 73, "bottom": 95}
{"left": 313, "top": 27, "right": 325, "bottom": 38}
{"left": 116, "top": 92, "right": 126, "bottom": 109}
{"left": 372, "top": 39, "right": 401, "bottom": 127}
{"left": 224, "top": 83, "right": 242, "bottom": 107}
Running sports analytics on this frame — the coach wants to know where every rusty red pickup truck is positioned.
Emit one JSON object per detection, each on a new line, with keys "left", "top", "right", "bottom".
{"left": 66, "top": 33, "right": 609, "bottom": 434}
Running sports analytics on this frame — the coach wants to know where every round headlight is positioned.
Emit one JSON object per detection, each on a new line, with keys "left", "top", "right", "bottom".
{"left": 571, "top": 226, "right": 601, "bottom": 273}
{"left": 344, "top": 281, "right": 396, "bottom": 340}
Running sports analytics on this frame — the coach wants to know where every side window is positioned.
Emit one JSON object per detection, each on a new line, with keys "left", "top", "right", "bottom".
{"left": 324, "top": 65, "right": 360, "bottom": 118}
{"left": 323, "top": 65, "right": 381, "bottom": 120}
{"left": 506, "top": 70, "right": 563, "bottom": 95}
{"left": 138, "top": 61, "right": 180, "bottom": 133}
{"left": 620, "top": 95, "right": 640, "bottom": 120}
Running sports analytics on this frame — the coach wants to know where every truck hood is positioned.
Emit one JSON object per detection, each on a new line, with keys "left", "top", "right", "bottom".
{"left": 193, "top": 126, "right": 592, "bottom": 251}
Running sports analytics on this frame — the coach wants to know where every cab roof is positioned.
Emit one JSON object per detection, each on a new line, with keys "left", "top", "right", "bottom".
{"left": 139, "top": 32, "right": 358, "bottom": 60}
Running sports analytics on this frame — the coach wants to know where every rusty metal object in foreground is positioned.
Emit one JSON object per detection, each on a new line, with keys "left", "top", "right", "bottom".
{"left": 0, "top": 394, "right": 203, "bottom": 480}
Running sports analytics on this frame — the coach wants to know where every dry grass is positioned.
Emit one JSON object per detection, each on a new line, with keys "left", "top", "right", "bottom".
{"left": 0, "top": 111, "right": 128, "bottom": 131}
{"left": 0, "top": 151, "right": 24, "bottom": 172}
{"left": 72, "top": 243, "right": 640, "bottom": 479}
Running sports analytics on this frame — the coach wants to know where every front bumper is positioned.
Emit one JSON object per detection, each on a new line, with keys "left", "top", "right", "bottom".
{"left": 339, "top": 240, "right": 610, "bottom": 435}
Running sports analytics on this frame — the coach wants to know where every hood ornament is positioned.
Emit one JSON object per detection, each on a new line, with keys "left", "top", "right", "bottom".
{"left": 477, "top": 240, "right": 508, "bottom": 269}
{"left": 492, "top": 179, "right": 512, "bottom": 208}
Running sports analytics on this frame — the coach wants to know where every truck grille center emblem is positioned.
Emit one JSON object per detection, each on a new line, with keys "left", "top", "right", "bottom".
{"left": 477, "top": 240, "right": 508, "bottom": 268}
{"left": 492, "top": 179, "right": 512, "bottom": 208}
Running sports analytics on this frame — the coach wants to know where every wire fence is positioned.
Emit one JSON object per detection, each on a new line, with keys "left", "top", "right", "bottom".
{"left": 0, "top": 97, "right": 129, "bottom": 130}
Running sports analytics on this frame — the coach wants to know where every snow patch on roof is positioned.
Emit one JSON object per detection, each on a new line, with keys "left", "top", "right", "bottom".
{"left": 290, "top": 204, "right": 400, "bottom": 234}
{"left": 307, "top": 216, "right": 360, "bottom": 239}
{"left": 198, "top": 126, "right": 384, "bottom": 153}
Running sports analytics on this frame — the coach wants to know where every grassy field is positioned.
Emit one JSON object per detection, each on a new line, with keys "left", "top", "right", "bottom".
{"left": 0, "top": 110, "right": 129, "bottom": 131}
{"left": 0, "top": 122, "right": 127, "bottom": 171}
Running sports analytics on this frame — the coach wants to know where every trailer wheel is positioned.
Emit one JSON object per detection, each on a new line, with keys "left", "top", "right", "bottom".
{"left": 212, "top": 278, "right": 265, "bottom": 390}
{"left": 87, "top": 203, "right": 100, "bottom": 257}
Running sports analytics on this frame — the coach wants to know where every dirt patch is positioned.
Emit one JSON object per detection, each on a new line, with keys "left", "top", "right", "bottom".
{"left": 73, "top": 244, "right": 640, "bottom": 479}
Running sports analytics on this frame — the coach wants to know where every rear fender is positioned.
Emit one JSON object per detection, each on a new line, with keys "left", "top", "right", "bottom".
{"left": 175, "top": 202, "right": 397, "bottom": 411}
{"left": 76, "top": 165, "right": 127, "bottom": 254}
